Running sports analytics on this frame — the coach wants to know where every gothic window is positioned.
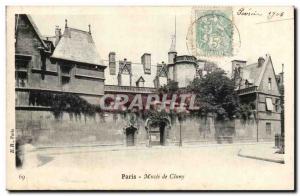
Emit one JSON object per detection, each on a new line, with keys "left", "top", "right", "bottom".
{"left": 15, "top": 55, "right": 30, "bottom": 87}
{"left": 268, "top": 77, "right": 272, "bottom": 90}
{"left": 119, "top": 60, "right": 131, "bottom": 75}
{"left": 60, "top": 65, "right": 72, "bottom": 86}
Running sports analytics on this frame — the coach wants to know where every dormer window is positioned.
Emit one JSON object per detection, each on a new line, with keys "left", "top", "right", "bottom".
{"left": 119, "top": 59, "right": 131, "bottom": 75}
{"left": 45, "top": 41, "right": 52, "bottom": 53}
{"left": 136, "top": 76, "right": 145, "bottom": 87}
{"left": 138, "top": 81, "right": 144, "bottom": 87}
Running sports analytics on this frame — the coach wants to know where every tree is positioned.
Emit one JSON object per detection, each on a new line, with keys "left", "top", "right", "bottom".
{"left": 188, "top": 69, "right": 240, "bottom": 141}
{"left": 158, "top": 80, "right": 179, "bottom": 94}
{"left": 188, "top": 69, "right": 239, "bottom": 121}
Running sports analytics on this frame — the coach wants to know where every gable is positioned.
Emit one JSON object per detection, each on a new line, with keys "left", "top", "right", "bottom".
{"left": 136, "top": 76, "right": 145, "bottom": 83}
{"left": 258, "top": 58, "right": 280, "bottom": 96}
{"left": 157, "top": 65, "right": 168, "bottom": 77}
{"left": 119, "top": 60, "right": 132, "bottom": 75}
{"left": 15, "top": 15, "right": 46, "bottom": 55}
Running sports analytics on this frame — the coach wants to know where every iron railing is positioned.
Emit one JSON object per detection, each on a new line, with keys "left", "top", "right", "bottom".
{"left": 236, "top": 86, "right": 257, "bottom": 95}
{"left": 104, "top": 85, "right": 156, "bottom": 94}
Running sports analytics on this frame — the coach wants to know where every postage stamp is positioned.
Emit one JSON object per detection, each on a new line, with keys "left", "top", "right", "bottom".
{"left": 195, "top": 9, "right": 233, "bottom": 56}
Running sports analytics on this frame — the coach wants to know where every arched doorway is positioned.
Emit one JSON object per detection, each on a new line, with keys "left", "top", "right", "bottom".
{"left": 125, "top": 126, "right": 137, "bottom": 146}
{"left": 145, "top": 117, "right": 171, "bottom": 146}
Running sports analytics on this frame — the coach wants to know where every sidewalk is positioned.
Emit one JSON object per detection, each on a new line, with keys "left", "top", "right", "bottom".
{"left": 24, "top": 141, "right": 275, "bottom": 156}
{"left": 238, "top": 145, "right": 284, "bottom": 164}
{"left": 19, "top": 142, "right": 283, "bottom": 169}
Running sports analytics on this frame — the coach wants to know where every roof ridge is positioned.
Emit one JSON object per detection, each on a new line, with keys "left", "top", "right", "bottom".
{"left": 68, "top": 27, "right": 90, "bottom": 34}
{"left": 51, "top": 25, "right": 102, "bottom": 66}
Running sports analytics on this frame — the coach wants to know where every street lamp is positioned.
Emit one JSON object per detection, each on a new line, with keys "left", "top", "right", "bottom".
{"left": 177, "top": 105, "right": 189, "bottom": 147}
{"left": 178, "top": 115, "right": 183, "bottom": 147}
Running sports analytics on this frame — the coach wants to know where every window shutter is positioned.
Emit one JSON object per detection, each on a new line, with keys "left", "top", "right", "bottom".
{"left": 266, "top": 98, "right": 273, "bottom": 111}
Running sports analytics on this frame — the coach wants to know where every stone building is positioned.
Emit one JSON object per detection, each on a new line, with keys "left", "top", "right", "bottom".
{"left": 232, "top": 54, "right": 282, "bottom": 141}
{"left": 15, "top": 15, "right": 105, "bottom": 105}
{"left": 14, "top": 14, "right": 281, "bottom": 148}
{"left": 15, "top": 14, "right": 105, "bottom": 141}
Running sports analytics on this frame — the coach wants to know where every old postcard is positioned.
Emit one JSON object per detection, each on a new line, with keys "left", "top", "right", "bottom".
{"left": 6, "top": 6, "right": 294, "bottom": 190}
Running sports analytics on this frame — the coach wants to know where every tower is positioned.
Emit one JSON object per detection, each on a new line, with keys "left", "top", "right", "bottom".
{"left": 168, "top": 16, "right": 177, "bottom": 65}
{"left": 109, "top": 52, "right": 116, "bottom": 75}
{"left": 168, "top": 16, "right": 177, "bottom": 81}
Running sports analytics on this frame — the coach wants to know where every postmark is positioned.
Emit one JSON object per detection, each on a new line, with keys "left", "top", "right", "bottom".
{"left": 186, "top": 7, "right": 241, "bottom": 58}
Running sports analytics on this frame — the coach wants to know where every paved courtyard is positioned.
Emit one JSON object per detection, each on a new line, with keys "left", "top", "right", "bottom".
{"left": 14, "top": 143, "right": 293, "bottom": 190}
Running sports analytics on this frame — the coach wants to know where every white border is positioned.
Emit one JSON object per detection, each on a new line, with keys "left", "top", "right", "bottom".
{"left": 0, "top": 0, "right": 298, "bottom": 195}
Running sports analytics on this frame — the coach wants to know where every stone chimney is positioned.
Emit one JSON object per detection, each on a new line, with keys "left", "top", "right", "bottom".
{"left": 54, "top": 25, "right": 62, "bottom": 47}
{"left": 109, "top": 52, "right": 116, "bottom": 75}
{"left": 258, "top": 57, "right": 265, "bottom": 67}
{"left": 231, "top": 60, "right": 246, "bottom": 78}
{"left": 141, "top": 53, "right": 151, "bottom": 74}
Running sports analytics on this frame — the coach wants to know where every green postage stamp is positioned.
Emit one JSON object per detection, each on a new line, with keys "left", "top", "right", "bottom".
{"left": 194, "top": 8, "right": 233, "bottom": 56}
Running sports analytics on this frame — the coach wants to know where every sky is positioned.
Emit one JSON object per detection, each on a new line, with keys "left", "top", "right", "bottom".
{"left": 30, "top": 6, "right": 294, "bottom": 74}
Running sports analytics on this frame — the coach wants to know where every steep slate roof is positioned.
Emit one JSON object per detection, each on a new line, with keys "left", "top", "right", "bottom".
{"left": 23, "top": 15, "right": 48, "bottom": 49}
{"left": 52, "top": 27, "right": 103, "bottom": 66}
{"left": 239, "top": 54, "right": 271, "bottom": 89}
{"left": 241, "top": 63, "right": 263, "bottom": 85}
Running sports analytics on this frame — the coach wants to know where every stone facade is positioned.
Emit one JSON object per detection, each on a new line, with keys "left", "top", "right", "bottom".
{"left": 234, "top": 54, "right": 282, "bottom": 142}
{"left": 15, "top": 14, "right": 106, "bottom": 142}
{"left": 15, "top": 15, "right": 105, "bottom": 108}
{"left": 15, "top": 15, "right": 282, "bottom": 148}
{"left": 17, "top": 109, "right": 263, "bottom": 147}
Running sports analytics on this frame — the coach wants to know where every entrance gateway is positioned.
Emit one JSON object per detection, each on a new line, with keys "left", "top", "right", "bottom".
{"left": 149, "top": 123, "right": 166, "bottom": 146}
{"left": 145, "top": 117, "right": 171, "bottom": 146}
{"left": 125, "top": 126, "right": 137, "bottom": 146}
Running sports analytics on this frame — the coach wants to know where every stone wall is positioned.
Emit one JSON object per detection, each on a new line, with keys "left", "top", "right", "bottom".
{"left": 15, "top": 110, "right": 277, "bottom": 148}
